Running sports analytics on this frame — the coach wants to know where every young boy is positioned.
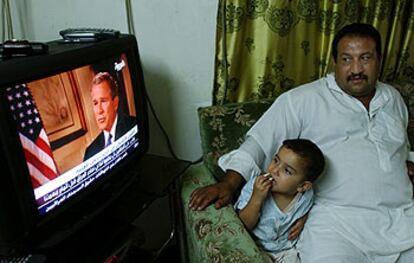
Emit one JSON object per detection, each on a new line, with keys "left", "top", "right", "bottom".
{"left": 234, "top": 139, "right": 325, "bottom": 262}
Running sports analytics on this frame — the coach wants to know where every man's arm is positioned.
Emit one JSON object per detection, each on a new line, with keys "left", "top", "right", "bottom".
{"left": 189, "top": 170, "right": 244, "bottom": 211}
{"left": 189, "top": 136, "right": 266, "bottom": 211}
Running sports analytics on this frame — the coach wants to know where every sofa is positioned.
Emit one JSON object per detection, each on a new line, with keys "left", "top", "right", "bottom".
{"left": 179, "top": 80, "right": 414, "bottom": 263}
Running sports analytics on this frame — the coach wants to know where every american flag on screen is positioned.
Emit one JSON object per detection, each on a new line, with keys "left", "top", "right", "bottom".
{"left": 6, "top": 84, "right": 59, "bottom": 188}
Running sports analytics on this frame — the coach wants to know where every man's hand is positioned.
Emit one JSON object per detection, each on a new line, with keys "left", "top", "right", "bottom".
{"left": 189, "top": 170, "right": 244, "bottom": 211}
{"left": 288, "top": 214, "right": 308, "bottom": 240}
{"left": 407, "top": 161, "right": 414, "bottom": 186}
{"left": 189, "top": 182, "right": 233, "bottom": 211}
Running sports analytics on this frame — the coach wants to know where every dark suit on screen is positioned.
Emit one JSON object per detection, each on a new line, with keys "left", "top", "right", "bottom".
{"left": 83, "top": 113, "right": 136, "bottom": 161}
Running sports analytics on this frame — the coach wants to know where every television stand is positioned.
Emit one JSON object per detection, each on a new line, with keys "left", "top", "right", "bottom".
{"left": 42, "top": 154, "right": 190, "bottom": 262}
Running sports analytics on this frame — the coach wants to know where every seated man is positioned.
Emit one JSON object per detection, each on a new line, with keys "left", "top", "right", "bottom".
{"left": 189, "top": 23, "right": 414, "bottom": 262}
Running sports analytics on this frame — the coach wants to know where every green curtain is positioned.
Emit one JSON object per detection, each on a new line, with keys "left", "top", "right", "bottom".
{"left": 213, "top": 0, "right": 414, "bottom": 104}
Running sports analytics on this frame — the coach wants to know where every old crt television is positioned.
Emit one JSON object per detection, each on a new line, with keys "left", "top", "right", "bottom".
{"left": 0, "top": 35, "right": 148, "bottom": 255}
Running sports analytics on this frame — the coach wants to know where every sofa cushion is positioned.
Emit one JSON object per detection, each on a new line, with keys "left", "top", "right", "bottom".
{"left": 197, "top": 99, "right": 273, "bottom": 181}
{"left": 180, "top": 165, "right": 267, "bottom": 262}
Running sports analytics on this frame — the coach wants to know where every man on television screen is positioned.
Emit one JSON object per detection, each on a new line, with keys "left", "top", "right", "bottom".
{"left": 83, "top": 72, "right": 136, "bottom": 161}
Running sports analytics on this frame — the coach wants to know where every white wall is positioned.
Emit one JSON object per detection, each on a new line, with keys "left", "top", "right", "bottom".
{"left": 8, "top": 0, "right": 216, "bottom": 161}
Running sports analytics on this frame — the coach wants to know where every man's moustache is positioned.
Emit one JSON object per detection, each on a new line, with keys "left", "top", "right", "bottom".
{"left": 347, "top": 73, "right": 368, "bottom": 81}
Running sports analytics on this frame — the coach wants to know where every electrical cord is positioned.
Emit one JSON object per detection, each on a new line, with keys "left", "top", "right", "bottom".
{"left": 144, "top": 89, "right": 202, "bottom": 165}
{"left": 124, "top": 0, "right": 202, "bottom": 165}
{"left": 124, "top": 0, "right": 136, "bottom": 36}
{"left": 2, "top": 0, "right": 14, "bottom": 41}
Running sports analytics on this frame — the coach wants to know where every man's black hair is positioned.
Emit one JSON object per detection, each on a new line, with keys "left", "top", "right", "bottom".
{"left": 92, "top": 71, "right": 119, "bottom": 99}
{"left": 282, "top": 139, "right": 325, "bottom": 182}
{"left": 331, "top": 23, "right": 382, "bottom": 63}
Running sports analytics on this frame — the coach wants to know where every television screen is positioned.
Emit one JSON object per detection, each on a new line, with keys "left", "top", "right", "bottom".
{"left": 5, "top": 53, "right": 140, "bottom": 216}
{"left": 0, "top": 35, "right": 149, "bottom": 255}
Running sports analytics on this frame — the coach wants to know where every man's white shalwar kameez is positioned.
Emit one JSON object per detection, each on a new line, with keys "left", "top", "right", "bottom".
{"left": 218, "top": 73, "right": 414, "bottom": 262}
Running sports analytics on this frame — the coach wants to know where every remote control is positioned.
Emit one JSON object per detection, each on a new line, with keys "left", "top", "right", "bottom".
{"left": 59, "top": 28, "right": 120, "bottom": 42}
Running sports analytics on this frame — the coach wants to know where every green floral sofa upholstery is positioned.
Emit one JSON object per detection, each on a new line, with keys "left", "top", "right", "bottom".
{"left": 179, "top": 80, "right": 414, "bottom": 263}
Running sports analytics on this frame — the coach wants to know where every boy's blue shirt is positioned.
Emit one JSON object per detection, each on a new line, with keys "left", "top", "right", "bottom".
{"left": 234, "top": 173, "right": 313, "bottom": 255}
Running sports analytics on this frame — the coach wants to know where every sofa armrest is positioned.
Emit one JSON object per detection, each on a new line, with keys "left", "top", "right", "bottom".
{"left": 180, "top": 164, "right": 266, "bottom": 262}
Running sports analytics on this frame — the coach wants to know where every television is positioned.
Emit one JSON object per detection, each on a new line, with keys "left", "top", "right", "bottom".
{"left": 0, "top": 35, "right": 149, "bottom": 257}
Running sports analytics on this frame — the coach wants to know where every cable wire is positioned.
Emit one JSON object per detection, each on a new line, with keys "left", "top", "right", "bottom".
{"left": 1, "top": 0, "right": 4, "bottom": 41}
{"left": 2, "top": 0, "right": 14, "bottom": 41}
{"left": 5, "top": 0, "right": 13, "bottom": 39}
{"left": 144, "top": 89, "right": 202, "bottom": 165}
{"left": 123, "top": 1, "right": 202, "bottom": 165}
{"left": 125, "top": 0, "right": 136, "bottom": 35}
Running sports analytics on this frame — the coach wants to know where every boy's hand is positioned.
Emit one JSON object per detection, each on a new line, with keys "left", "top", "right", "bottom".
{"left": 251, "top": 174, "right": 273, "bottom": 203}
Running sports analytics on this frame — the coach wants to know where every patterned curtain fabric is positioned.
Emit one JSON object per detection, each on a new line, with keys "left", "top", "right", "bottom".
{"left": 213, "top": 0, "right": 414, "bottom": 104}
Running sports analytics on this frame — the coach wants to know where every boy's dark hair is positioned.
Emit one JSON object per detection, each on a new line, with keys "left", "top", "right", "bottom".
{"left": 331, "top": 23, "right": 382, "bottom": 63}
{"left": 282, "top": 139, "right": 325, "bottom": 182}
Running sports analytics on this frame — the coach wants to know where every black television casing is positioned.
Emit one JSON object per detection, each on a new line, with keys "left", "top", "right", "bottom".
{"left": 0, "top": 35, "right": 149, "bottom": 255}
